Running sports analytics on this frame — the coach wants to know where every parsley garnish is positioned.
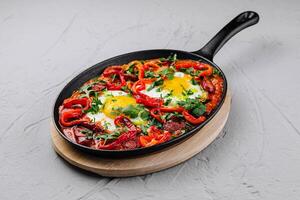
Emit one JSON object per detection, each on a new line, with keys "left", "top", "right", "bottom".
{"left": 111, "top": 74, "right": 117, "bottom": 81}
{"left": 127, "top": 63, "right": 136, "bottom": 74}
{"left": 159, "top": 68, "right": 175, "bottom": 80}
{"left": 191, "top": 78, "right": 197, "bottom": 85}
{"left": 103, "top": 121, "right": 111, "bottom": 130}
{"left": 156, "top": 87, "right": 162, "bottom": 92}
{"left": 213, "top": 68, "right": 221, "bottom": 76}
{"left": 84, "top": 93, "right": 102, "bottom": 114}
{"left": 159, "top": 53, "right": 177, "bottom": 63}
{"left": 112, "top": 104, "right": 150, "bottom": 119}
{"left": 181, "top": 85, "right": 194, "bottom": 96}
{"left": 94, "top": 131, "right": 121, "bottom": 143}
{"left": 164, "top": 98, "right": 172, "bottom": 106}
{"left": 147, "top": 78, "right": 164, "bottom": 91}
{"left": 144, "top": 71, "right": 158, "bottom": 78}
{"left": 177, "top": 98, "right": 206, "bottom": 117}
{"left": 179, "top": 67, "right": 194, "bottom": 75}
{"left": 81, "top": 129, "right": 94, "bottom": 139}
{"left": 121, "top": 85, "right": 132, "bottom": 95}
{"left": 122, "top": 105, "right": 140, "bottom": 118}
{"left": 163, "top": 90, "right": 173, "bottom": 98}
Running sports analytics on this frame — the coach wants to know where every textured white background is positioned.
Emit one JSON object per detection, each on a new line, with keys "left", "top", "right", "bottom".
{"left": 0, "top": 0, "right": 300, "bottom": 199}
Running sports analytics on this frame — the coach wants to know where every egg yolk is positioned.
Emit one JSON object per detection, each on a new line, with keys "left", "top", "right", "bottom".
{"left": 103, "top": 96, "right": 137, "bottom": 118}
{"left": 163, "top": 74, "right": 193, "bottom": 98}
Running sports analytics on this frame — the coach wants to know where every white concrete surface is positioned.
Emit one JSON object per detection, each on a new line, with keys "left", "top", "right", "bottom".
{"left": 0, "top": 0, "right": 299, "bottom": 199}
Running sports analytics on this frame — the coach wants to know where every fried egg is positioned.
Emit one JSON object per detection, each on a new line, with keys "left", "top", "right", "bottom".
{"left": 140, "top": 72, "right": 203, "bottom": 106}
{"left": 86, "top": 90, "right": 146, "bottom": 131}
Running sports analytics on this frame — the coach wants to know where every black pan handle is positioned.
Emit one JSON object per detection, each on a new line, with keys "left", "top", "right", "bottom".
{"left": 192, "top": 11, "right": 259, "bottom": 61}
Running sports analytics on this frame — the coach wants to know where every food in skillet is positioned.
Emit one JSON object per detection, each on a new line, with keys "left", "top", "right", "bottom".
{"left": 58, "top": 54, "right": 224, "bottom": 150}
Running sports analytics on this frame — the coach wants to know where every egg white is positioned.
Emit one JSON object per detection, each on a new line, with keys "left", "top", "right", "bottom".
{"left": 86, "top": 112, "right": 116, "bottom": 131}
{"left": 86, "top": 90, "right": 147, "bottom": 131}
{"left": 86, "top": 90, "right": 129, "bottom": 131}
{"left": 140, "top": 72, "right": 203, "bottom": 106}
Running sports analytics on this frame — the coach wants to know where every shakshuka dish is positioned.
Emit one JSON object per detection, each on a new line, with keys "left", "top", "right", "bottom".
{"left": 58, "top": 54, "right": 224, "bottom": 150}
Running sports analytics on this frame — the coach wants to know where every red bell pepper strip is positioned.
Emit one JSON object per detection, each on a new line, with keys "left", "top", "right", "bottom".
{"left": 59, "top": 109, "right": 90, "bottom": 127}
{"left": 96, "top": 139, "right": 120, "bottom": 150}
{"left": 63, "top": 97, "right": 91, "bottom": 111}
{"left": 106, "top": 72, "right": 126, "bottom": 90}
{"left": 159, "top": 106, "right": 184, "bottom": 113}
{"left": 102, "top": 65, "right": 127, "bottom": 90}
{"left": 144, "top": 62, "right": 160, "bottom": 71}
{"left": 114, "top": 116, "right": 139, "bottom": 132}
{"left": 150, "top": 106, "right": 184, "bottom": 123}
{"left": 174, "top": 60, "right": 213, "bottom": 77}
{"left": 139, "top": 136, "right": 158, "bottom": 147}
{"left": 150, "top": 108, "right": 165, "bottom": 123}
{"left": 182, "top": 110, "right": 206, "bottom": 125}
{"left": 131, "top": 79, "right": 164, "bottom": 107}
{"left": 133, "top": 79, "right": 163, "bottom": 106}
{"left": 137, "top": 65, "right": 145, "bottom": 80}
{"left": 131, "top": 79, "right": 154, "bottom": 94}
{"left": 96, "top": 129, "right": 138, "bottom": 150}
{"left": 196, "top": 63, "right": 213, "bottom": 77}
{"left": 135, "top": 93, "right": 164, "bottom": 107}
{"left": 95, "top": 116, "right": 139, "bottom": 150}
{"left": 174, "top": 60, "right": 201, "bottom": 70}
{"left": 139, "top": 126, "right": 171, "bottom": 147}
{"left": 102, "top": 66, "right": 123, "bottom": 76}
{"left": 131, "top": 80, "right": 145, "bottom": 94}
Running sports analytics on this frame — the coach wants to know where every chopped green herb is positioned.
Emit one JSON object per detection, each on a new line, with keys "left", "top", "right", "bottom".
{"left": 149, "top": 117, "right": 163, "bottom": 128}
{"left": 159, "top": 53, "right": 177, "bottom": 63}
{"left": 180, "top": 67, "right": 194, "bottom": 75}
{"left": 79, "top": 80, "right": 103, "bottom": 97}
{"left": 122, "top": 105, "right": 140, "bottom": 118}
{"left": 191, "top": 78, "right": 197, "bottom": 85}
{"left": 140, "top": 125, "right": 149, "bottom": 135}
{"left": 110, "top": 106, "right": 122, "bottom": 116}
{"left": 127, "top": 63, "right": 136, "bottom": 74}
{"left": 167, "top": 53, "right": 177, "bottom": 62}
{"left": 194, "top": 70, "right": 202, "bottom": 76}
{"left": 147, "top": 78, "right": 164, "bottom": 91}
{"left": 84, "top": 93, "right": 102, "bottom": 114}
{"left": 163, "top": 90, "right": 173, "bottom": 98}
{"left": 177, "top": 98, "right": 206, "bottom": 117}
{"left": 181, "top": 85, "right": 194, "bottom": 96}
{"left": 159, "top": 57, "right": 166, "bottom": 62}
{"left": 111, "top": 74, "right": 117, "bottom": 81}
{"left": 121, "top": 85, "right": 132, "bottom": 94}
{"left": 103, "top": 121, "right": 111, "bottom": 130}
{"left": 81, "top": 129, "right": 94, "bottom": 139}
{"left": 139, "top": 110, "right": 150, "bottom": 120}
{"left": 144, "top": 70, "right": 158, "bottom": 78}
{"left": 94, "top": 131, "right": 121, "bottom": 143}
{"left": 164, "top": 98, "right": 172, "bottom": 106}
{"left": 213, "top": 68, "right": 221, "bottom": 76}
{"left": 156, "top": 87, "right": 162, "bottom": 92}
{"left": 159, "top": 68, "right": 175, "bottom": 80}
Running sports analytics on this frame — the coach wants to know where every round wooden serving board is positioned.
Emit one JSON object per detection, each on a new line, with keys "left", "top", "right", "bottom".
{"left": 51, "top": 91, "right": 231, "bottom": 177}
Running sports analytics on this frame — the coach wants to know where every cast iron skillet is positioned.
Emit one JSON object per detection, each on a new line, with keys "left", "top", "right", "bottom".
{"left": 53, "top": 11, "right": 259, "bottom": 157}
